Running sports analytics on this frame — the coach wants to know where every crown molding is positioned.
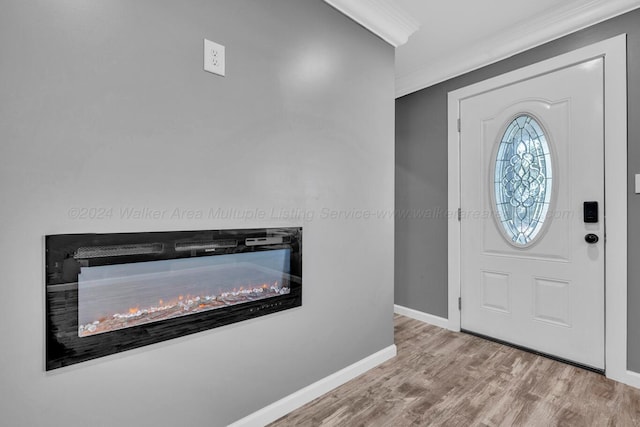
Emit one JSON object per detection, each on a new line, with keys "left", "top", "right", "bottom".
{"left": 324, "top": 0, "right": 420, "bottom": 47}
{"left": 396, "top": 0, "right": 640, "bottom": 97}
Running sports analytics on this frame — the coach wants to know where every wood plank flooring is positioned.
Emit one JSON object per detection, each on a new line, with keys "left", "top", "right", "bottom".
{"left": 269, "top": 315, "right": 640, "bottom": 426}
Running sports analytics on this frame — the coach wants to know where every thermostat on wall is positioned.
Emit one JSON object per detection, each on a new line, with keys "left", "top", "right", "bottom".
{"left": 636, "top": 174, "right": 640, "bottom": 194}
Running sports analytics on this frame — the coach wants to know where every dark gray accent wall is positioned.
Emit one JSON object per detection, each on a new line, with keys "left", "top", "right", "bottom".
{"left": 395, "top": 8, "right": 640, "bottom": 370}
{"left": 395, "top": 81, "right": 449, "bottom": 318}
{"left": 0, "top": 1, "right": 395, "bottom": 425}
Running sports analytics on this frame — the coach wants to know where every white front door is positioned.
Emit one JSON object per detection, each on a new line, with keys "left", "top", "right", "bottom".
{"left": 459, "top": 58, "right": 605, "bottom": 369}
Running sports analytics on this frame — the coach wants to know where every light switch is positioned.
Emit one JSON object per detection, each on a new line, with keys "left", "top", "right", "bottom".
{"left": 636, "top": 174, "right": 640, "bottom": 194}
{"left": 204, "top": 39, "right": 225, "bottom": 77}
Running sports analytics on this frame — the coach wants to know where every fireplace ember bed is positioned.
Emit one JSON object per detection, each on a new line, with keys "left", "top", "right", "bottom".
{"left": 45, "top": 227, "right": 302, "bottom": 370}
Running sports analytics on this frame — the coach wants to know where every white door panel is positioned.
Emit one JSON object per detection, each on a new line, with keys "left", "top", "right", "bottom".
{"left": 460, "top": 58, "right": 604, "bottom": 369}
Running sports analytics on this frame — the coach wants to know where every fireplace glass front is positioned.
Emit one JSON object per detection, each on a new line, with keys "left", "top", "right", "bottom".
{"left": 45, "top": 227, "right": 302, "bottom": 370}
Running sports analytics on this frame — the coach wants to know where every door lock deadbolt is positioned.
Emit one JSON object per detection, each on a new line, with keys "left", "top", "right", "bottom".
{"left": 584, "top": 233, "right": 599, "bottom": 244}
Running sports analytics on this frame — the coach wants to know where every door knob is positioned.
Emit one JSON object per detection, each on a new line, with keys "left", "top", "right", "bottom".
{"left": 585, "top": 233, "right": 599, "bottom": 244}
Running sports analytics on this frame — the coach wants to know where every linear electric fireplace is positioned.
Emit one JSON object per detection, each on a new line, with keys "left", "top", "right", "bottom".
{"left": 45, "top": 227, "right": 302, "bottom": 370}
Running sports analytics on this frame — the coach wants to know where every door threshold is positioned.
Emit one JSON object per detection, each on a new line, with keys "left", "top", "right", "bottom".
{"left": 461, "top": 328, "right": 605, "bottom": 375}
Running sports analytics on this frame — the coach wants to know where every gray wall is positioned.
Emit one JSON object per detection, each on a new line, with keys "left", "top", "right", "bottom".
{"left": 0, "top": 1, "right": 395, "bottom": 426}
{"left": 395, "top": 8, "right": 640, "bottom": 370}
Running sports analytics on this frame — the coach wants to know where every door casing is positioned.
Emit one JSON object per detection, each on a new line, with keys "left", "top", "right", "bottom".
{"left": 447, "top": 35, "right": 628, "bottom": 384}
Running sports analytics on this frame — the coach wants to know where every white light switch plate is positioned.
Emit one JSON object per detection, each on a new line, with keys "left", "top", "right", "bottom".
{"left": 204, "top": 39, "right": 225, "bottom": 76}
{"left": 636, "top": 174, "right": 640, "bottom": 194}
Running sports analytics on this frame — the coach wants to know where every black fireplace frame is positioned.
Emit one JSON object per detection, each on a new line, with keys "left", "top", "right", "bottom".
{"left": 45, "top": 227, "right": 302, "bottom": 370}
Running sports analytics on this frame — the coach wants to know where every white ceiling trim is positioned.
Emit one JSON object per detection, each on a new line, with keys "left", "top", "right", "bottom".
{"left": 324, "top": 0, "right": 420, "bottom": 47}
{"left": 396, "top": 0, "right": 640, "bottom": 98}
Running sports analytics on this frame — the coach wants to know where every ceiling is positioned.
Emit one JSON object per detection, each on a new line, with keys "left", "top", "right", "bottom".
{"left": 393, "top": 0, "right": 640, "bottom": 97}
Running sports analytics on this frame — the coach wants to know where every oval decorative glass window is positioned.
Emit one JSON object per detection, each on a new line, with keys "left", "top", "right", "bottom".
{"left": 494, "top": 114, "right": 553, "bottom": 246}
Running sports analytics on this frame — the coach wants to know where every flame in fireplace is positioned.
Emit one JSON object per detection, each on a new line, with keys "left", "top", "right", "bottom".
{"left": 79, "top": 279, "right": 291, "bottom": 337}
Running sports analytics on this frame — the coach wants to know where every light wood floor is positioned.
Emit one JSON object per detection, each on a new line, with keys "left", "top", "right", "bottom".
{"left": 269, "top": 315, "right": 640, "bottom": 426}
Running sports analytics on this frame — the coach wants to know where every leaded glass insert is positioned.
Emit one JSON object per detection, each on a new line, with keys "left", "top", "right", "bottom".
{"left": 494, "top": 114, "right": 552, "bottom": 246}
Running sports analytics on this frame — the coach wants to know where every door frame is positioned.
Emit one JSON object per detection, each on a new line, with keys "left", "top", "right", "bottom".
{"left": 447, "top": 35, "right": 631, "bottom": 385}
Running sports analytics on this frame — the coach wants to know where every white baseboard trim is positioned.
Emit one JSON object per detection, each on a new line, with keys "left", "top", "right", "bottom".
{"left": 624, "top": 370, "right": 640, "bottom": 389}
{"left": 228, "top": 344, "right": 397, "bottom": 427}
{"left": 394, "top": 304, "right": 449, "bottom": 329}
{"left": 608, "top": 369, "right": 640, "bottom": 390}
